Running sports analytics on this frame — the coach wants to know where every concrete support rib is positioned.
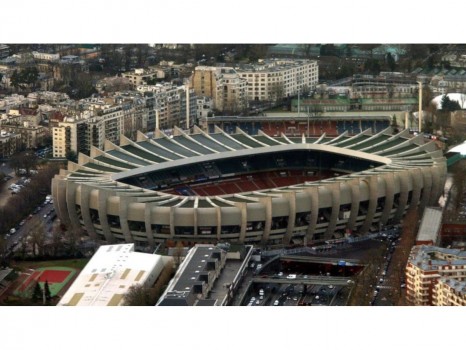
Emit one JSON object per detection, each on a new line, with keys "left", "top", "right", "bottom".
{"left": 64, "top": 181, "right": 79, "bottom": 228}
{"left": 237, "top": 202, "right": 247, "bottom": 243}
{"left": 380, "top": 173, "right": 395, "bottom": 226}
{"left": 325, "top": 182, "right": 341, "bottom": 239}
{"left": 169, "top": 207, "right": 175, "bottom": 239}
{"left": 215, "top": 206, "right": 221, "bottom": 241}
{"left": 283, "top": 192, "right": 296, "bottom": 245}
{"left": 118, "top": 196, "right": 134, "bottom": 244}
{"left": 347, "top": 179, "right": 360, "bottom": 231}
{"left": 97, "top": 189, "right": 115, "bottom": 243}
{"left": 260, "top": 197, "right": 272, "bottom": 244}
{"left": 144, "top": 203, "right": 155, "bottom": 249}
{"left": 394, "top": 172, "right": 409, "bottom": 222}
{"left": 360, "top": 176, "right": 378, "bottom": 234}
{"left": 409, "top": 168, "right": 422, "bottom": 209}
{"left": 193, "top": 206, "right": 198, "bottom": 237}
{"left": 305, "top": 186, "right": 319, "bottom": 242}
{"left": 79, "top": 185, "right": 98, "bottom": 240}
{"left": 52, "top": 176, "right": 70, "bottom": 226}
{"left": 438, "top": 162, "right": 447, "bottom": 197}
{"left": 420, "top": 168, "right": 433, "bottom": 211}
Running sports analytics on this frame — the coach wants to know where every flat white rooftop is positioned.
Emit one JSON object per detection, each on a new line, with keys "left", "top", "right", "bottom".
{"left": 57, "top": 243, "right": 164, "bottom": 306}
{"left": 417, "top": 207, "right": 442, "bottom": 244}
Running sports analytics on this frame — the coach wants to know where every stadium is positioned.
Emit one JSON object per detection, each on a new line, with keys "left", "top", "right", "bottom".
{"left": 52, "top": 124, "right": 446, "bottom": 248}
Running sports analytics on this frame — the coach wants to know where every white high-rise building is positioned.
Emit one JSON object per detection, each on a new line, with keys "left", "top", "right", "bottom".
{"left": 237, "top": 59, "right": 319, "bottom": 102}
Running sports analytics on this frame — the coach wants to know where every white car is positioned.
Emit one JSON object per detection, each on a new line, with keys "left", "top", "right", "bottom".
{"left": 273, "top": 300, "right": 279, "bottom": 306}
{"left": 286, "top": 274, "right": 297, "bottom": 280}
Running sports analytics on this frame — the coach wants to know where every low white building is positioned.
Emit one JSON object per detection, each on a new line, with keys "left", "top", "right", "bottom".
{"left": 32, "top": 51, "right": 60, "bottom": 61}
{"left": 57, "top": 243, "right": 165, "bottom": 306}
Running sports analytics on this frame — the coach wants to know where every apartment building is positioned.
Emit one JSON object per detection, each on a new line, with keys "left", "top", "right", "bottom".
{"left": 196, "top": 96, "right": 213, "bottom": 119}
{"left": 237, "top": 59, "right": 319, "bottom": 102}
{"left": 433, "top": 278, "right": 466, "bottom": 306}
{"left": 215, "top": 68, "right": 248, "bottom": 113}
{"left": 136, "top": 83, "right": 197, "bottom": 129}
{"left": 0, "top": 130, "right": 21, "bottom": 159}
{"left": 32, "top": 51, "right": 60, "bottom": 62}
{"left": 0, "top": 94, "right": 30, "bottom": 113}
{"left": 157, "top": 244, "right": 227, "bottom": 306}
{"left": 123, "top": 68, "right": 163, "bottom": 89}
{"left": 53, "top": 115, "right": 90, "bottom": 158}
{"left": 191, "top": 66, "right": 218, "bottom": 99}
{"left": 27, "top": 91, "right": 69, "bottom": 105}
{"left": 1, "top": 123, "right": 47, "bottom": 149}
{"left": 191, "top": 66, "right": 248, "bottom": 113}
{"left": 52, "top": 87, "right": 196, "bottom": 158}
{"left": 406, "top": 245, "right": 466, "bottom": 306}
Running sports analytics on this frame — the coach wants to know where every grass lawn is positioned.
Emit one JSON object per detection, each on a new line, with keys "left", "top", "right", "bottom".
{"left": 12, "top": 258, "right": 90, "bottom": 271}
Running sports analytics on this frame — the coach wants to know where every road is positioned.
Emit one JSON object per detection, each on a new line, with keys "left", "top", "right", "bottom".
{"left": 3, "top": 201, "right": 56, "bottom": 255}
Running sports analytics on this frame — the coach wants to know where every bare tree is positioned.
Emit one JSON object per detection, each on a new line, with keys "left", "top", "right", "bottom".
{"left": 29, "top": 217, "right": 46, "bottom": 257}
{"left": 64, "top": 226, "right": 82, "bottom": 256}
{"left": 123, "top": 263, "right": 174, "bottom": 306}
{"left": 50, "top": 223, "right": 64, "bottom": 257}
{"left": 268, "top": 82, "right": 285, "bottom": 106}
{"left": 174, "top": 241, "right": 185, "bottom": 267}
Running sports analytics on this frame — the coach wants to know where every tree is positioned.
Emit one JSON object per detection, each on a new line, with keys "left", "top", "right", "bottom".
{"left": 386, "top": 53, "right": 396, "bottom": 72}
{"left": 10, "top": 69, "right": 22, "bottom": 90}
{"left": 299, "top": 44, "right": 313, "bottom": 58}
{"left": 356, "top": 44, "right": 380, "bottom": 57}
{"left": 123, "top": 284, "right": 152, "bottom": 306}
{"left": 268, "top": 82, "right": 285, "bottom": 105}
{"left": 174, "top": 241, "right": 184, "bottom": 267}
{"left": 29, "top": 217, "right": 46, "bottom": 257}
{"left": 50, "top": 223, "right": 64, "bottom": 257}
{"left": 9, "top": 151, "right": 38, "bottom": 176}
{"left": 364, "top": 58, "right": 381, "bottom": 75}
{"left": 44, "top": 280, "right": 52, "bottom": 301}
{"left": 64, "top": 227, "right": 82, "bottom": 256}
{"left": 441, "top": 95, "right": 461, "bottom": 111}
{"left": 0, "top": 236, "right": 8, "bottom": 268}
{"left": 8, "top": 67, "right": 39, "bottom": 91}
{"left": 421, "top": 85, "right": 434, "bottom": 109}
{"left": 31, "top": 281, "right": 42, "bottom": 302}
{"left": 65, "top": 150, "right": 78, "bottom": 163}
{"left": 123, "top": 263, "right": 174, "bottom": 306}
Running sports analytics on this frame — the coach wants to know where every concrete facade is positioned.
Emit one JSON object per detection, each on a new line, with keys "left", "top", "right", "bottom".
{"left": 52, "top": 126, "right": 446, "bottom": 248}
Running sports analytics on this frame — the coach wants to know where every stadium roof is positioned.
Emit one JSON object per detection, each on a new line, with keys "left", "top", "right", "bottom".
{"left": 60, "top": 125, "right": 444, "bottom": 210}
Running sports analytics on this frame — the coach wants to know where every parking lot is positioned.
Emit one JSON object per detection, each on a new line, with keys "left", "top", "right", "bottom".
{"left": 242, "top": 269, "right": 353, "bottom": 307}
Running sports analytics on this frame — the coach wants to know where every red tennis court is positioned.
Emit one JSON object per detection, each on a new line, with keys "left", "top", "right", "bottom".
{"left": 37, "top": 270, "right": 71, "bottom": 283}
